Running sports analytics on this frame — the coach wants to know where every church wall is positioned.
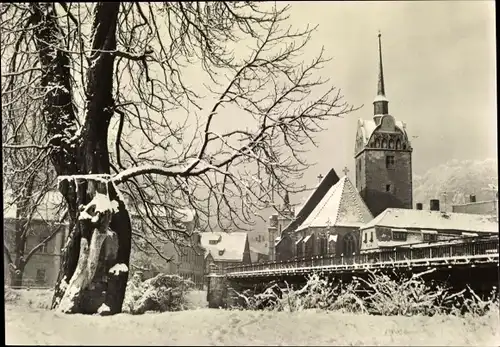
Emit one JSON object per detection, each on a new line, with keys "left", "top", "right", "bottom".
{"left": 301, "top": 226, "right": 362, "bottom": 256}
{"left": 333, "top": 226, "right": 361, "bottom": 256}
{"left": 360, "top": 149, "right": 412, "bottom": 217}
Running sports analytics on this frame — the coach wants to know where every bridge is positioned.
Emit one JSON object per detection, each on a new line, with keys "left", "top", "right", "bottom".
{"left": 206, "top": 236, "right": 499, "bottom": 308}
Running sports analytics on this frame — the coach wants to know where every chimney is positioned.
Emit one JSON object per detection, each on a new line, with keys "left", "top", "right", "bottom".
{"left": 430, "top": 199, "right": 440, "bottom": 211}
{"left": 416, "top": 203, "right": 423, "bottom": 210}
{"left": 469, "top": 194, "right": 476, "bottom": 203}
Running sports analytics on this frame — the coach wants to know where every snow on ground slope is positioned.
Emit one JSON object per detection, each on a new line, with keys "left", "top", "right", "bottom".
{"left": 6, "top": 303, "right": 499, "bottom": 346}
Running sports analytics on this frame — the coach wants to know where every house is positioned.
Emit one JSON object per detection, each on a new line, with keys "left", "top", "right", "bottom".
{"left": 200, "top": 232, "right": 252, "bottom": 274}
{"left": 274, "top": 174, "right": 373, "bottom": 260}
{"left": 128, "top": 206, "right": 205, "bottom": 288}
{"left": 3, "top": 190, "right": 68, "bottom": 288}
{"left": 359, "top": 203, "right": 499, "bottom": 253}
{"left": 452, "top": 194, "right": 498, "bottom": 222}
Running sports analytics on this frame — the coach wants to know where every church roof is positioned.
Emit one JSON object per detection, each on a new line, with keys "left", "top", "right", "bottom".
{"left": 360, "top": 208, "right": 498, "bottom": 233}
{"left": 296, "top": 176, "right": 373, "bottom": 231}
{"left": 357, "top": 118, "right": 408, "bottom": 147}
{"left": 281, "top": 168, "right": 340, "bottom": 235}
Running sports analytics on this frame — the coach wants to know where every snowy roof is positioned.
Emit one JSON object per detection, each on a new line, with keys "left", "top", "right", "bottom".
{"left": 296, "top": 176, "right": 373, "bottom": 231}
{"left": 360, "top": 208, "right": 498, "bottom": 233}
{"left": 281, "top": 168, "right": 340, "bottom": 235}
{"left": 3, "top": 190, "right": 66, "bottom": 222}
{"left": 199, "top": 231, "right": 248, "bottom": 262}
{"left": 357, "top": 118, "right": 408, "bottom": 147}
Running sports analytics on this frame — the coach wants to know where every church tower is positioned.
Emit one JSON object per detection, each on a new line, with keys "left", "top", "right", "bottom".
{"left": 354, "top": 33, "right": 413, "bottom": 217}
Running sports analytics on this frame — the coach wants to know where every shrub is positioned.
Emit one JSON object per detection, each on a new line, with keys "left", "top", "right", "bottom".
{"left": 229, "top": 269, "right": 498, "bottom": 318}
{"left": 123, "top": 273, "right": 194, "bottom": 314}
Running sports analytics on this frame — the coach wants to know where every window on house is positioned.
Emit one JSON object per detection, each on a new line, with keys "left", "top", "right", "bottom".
{"left": 363, "top": 232, "right": 367, "bottom": 243}
{"left": 392, "top": 231, "right": 407, "bottom": 241}
{"left": 386, "top": 155, "right": 395, "bottom": 169}
{"left": 38, "top": 237, "right": 48, "bottom": 253}
{"left": 424, "top": 234, "right": 438, "bottom": 242}
{"left": 35, "top": 269, "right": 46, "bottom": 286}
{"left": 209, "top": 240, "right": 218, "bottom": 245}
{"left": 386, "top": 184, "right": 391, "bottom": 192}
{"left": 370, "top": 232, "right": 373, "bottom": 242}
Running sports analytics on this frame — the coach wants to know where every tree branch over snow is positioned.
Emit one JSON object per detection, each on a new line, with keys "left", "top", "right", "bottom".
{"left": 2, "top": 2, "right": 360, "bottom": 313}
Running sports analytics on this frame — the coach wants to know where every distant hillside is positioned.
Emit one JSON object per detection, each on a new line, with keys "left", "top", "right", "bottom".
{"left": 413, "top": 158, "right": 498, "bottom": 211}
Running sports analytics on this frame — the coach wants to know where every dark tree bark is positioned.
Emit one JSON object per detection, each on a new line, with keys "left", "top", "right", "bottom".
{"left": 30, "top": 2, "right": 131, "bottom": 314}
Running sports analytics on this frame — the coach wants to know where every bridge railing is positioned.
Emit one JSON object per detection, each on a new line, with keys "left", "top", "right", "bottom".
{"left": 225, "top": 236, "right": 499, "bottom": 275}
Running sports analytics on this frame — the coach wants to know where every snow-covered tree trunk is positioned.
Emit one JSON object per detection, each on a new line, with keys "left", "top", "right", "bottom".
{"left": 29, "top": 3, "right": 130, "bottom": 314}
{"left": 54, "top": 177, "right": 131, "bottom": 314}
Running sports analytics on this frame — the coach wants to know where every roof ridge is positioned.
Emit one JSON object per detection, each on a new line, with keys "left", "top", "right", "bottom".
{"left": 319, "top": 176, "right": 346, "bottom": 227}
{"left": 343, "top": 176, "right": 365, "bottom": 222}
{"left": 333, "top": 177, "right": 348, "bottom": 226}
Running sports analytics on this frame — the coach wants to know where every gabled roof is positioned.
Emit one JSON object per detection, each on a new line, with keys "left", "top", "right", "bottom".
{"left": 281, "top": 168, "right": 340, "bottom": 235}
{"left": 199, "top": 231, "right": 248, "bottom": 262}
{"left": 296, "top": 176, "right": 373, "bottom": 231}
{"left": 3, "top": 190, "right": 66, "bottom": 222}
{"left": 360, "top": 208, "right": 498, "bottom": 233}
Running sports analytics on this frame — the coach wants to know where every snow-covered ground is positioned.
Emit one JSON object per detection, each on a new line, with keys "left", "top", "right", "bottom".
{"left": 5, "top": 289, "right": 499, "bottom": 346}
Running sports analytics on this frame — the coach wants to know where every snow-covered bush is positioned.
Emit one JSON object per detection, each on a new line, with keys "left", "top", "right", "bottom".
{"left": 230, "top": 270, "right": 498, "bottom": 317}
{"left": 123, "top": 273, "right": 194, "bottom": 314}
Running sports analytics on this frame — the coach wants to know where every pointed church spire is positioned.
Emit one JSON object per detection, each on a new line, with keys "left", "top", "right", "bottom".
{"left": 373, "top": 31, "right": 389, "bottom": 121}
{"left": 377, "top": 31, "right": 386, "bottom": 97}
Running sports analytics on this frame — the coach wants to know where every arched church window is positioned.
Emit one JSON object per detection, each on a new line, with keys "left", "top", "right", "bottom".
{"left": 343, "top": 233, "right": 356, "bottom": 256}
{"left": 389, "top": 139, "right": 395, "bottom": 149}
{"left": 381, "top": 139, "right": 387, "bottom": 148}
{"left": 396, "top": 139, "right": 401, "bottom": 150}
{"left": 403, "top": 143, "right": 407, "bottom": 150}
{"left": 374, "top": 139, "right": 380, "bottom": 148}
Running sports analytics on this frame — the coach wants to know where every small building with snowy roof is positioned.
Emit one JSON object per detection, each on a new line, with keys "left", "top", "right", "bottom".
{"left": 359, "top": 206, "right": 499, "bottom": 253}
{"left": 274, "top": 172, "right": 373, "bottom": 260}
{"left": 200, "top": 231, "right": 251, "bottom": 274}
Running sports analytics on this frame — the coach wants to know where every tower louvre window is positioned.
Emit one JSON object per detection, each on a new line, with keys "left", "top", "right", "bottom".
{"left": 386, "top": 184, "right": 391, "bottom": 192}
{"left": 386, "top": 155, "right": 395, "bottom": 169}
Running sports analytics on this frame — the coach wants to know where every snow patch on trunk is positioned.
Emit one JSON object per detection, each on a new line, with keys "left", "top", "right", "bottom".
{"left": 86, "top": 231, "right": 108, "bottom": 280}
{"left": 97, "top": 303, "right": 111, "bottom": 314}
{"left": 93, "top": 192, "right": 119, "bottom": 214}
{"left": 58, "top": 238, "right": 90, "bottom": 313}
{"left": 109, "top": 263, "right": 128, "bottom": 276}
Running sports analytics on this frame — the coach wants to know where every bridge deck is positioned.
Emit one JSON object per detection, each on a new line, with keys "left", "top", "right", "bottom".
{"left": 224, "top": 237, "right": 499, "bottom": 279}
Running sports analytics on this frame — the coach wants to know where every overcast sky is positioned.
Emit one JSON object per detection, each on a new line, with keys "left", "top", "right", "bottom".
{"left": 279, "top": 1, "right": 496, "bottom": 190}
